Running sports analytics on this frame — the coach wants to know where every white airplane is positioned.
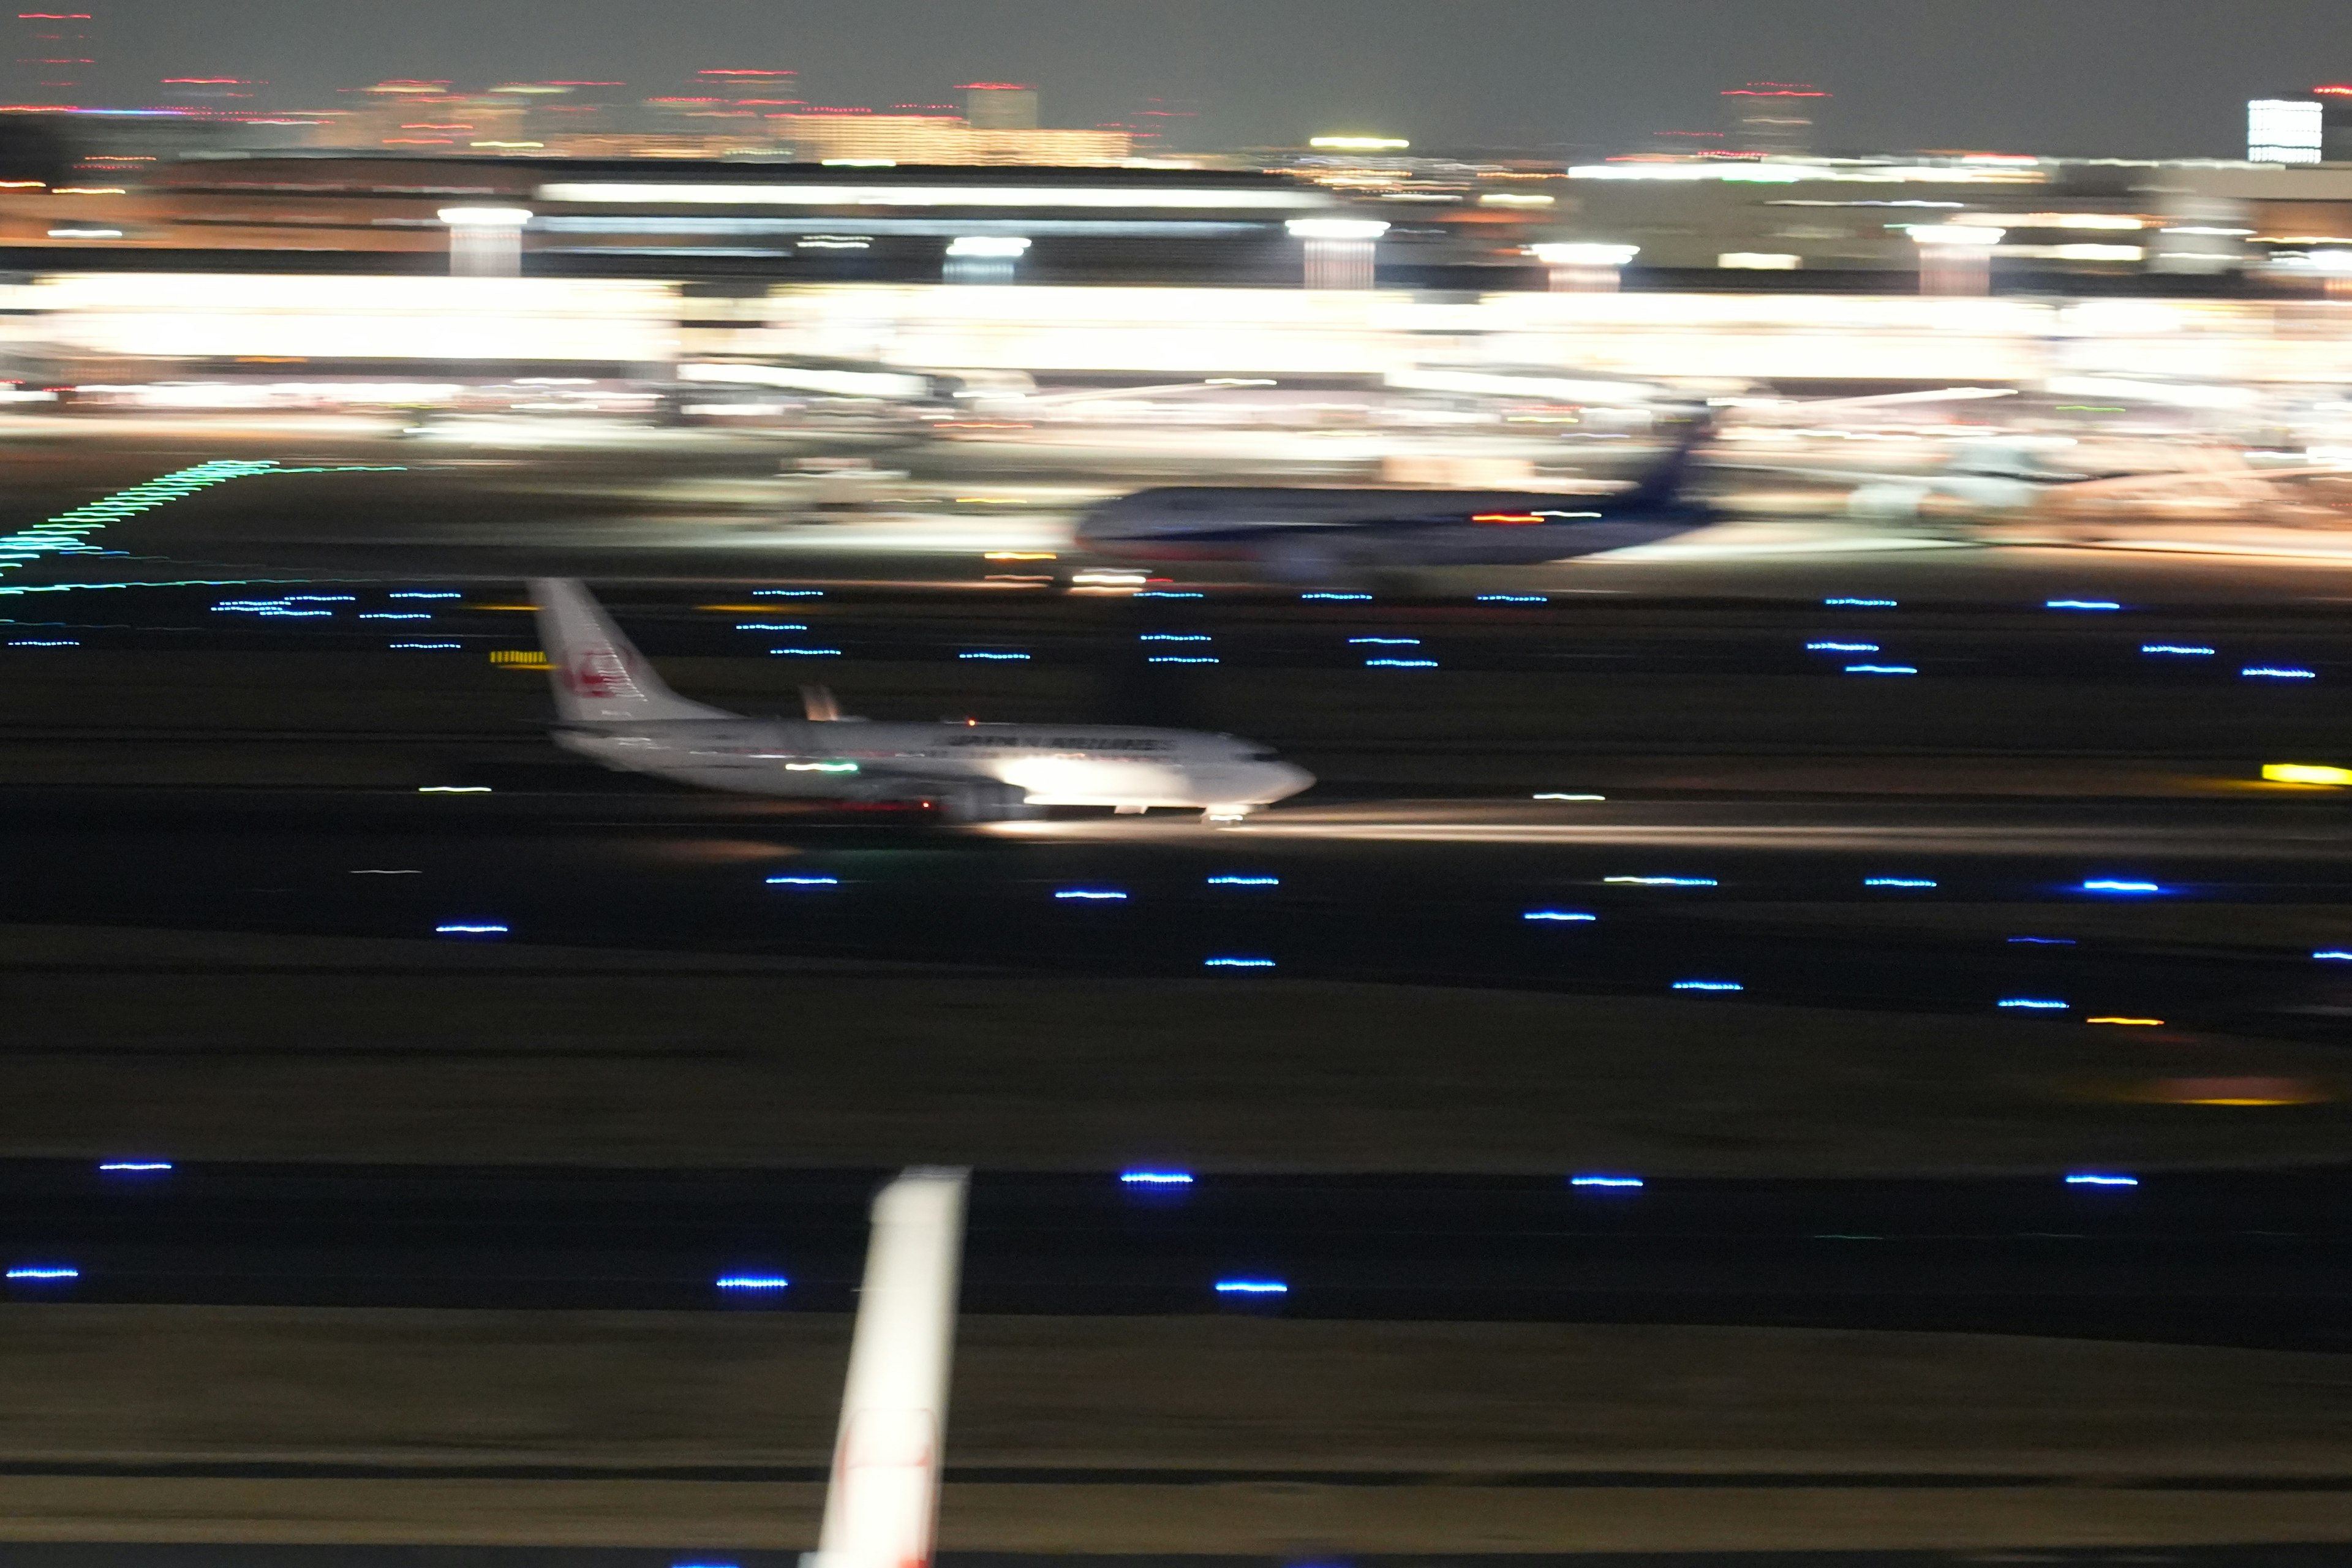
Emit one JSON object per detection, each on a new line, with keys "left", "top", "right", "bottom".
{"left": 1748, "top": 436, "right": 2352, "bottom": 531}
{"left": 530, "top": 578, "right": 1314, "bottom": 823}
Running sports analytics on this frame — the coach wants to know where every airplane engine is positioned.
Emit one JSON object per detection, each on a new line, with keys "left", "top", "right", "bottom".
{"left": 929, "top": 779, "right": 1042, "bottom": 823}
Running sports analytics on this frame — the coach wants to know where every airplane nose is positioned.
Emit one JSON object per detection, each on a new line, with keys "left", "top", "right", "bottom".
{"left": 1257, "top": 762, "right": 1315, "bottom": 802}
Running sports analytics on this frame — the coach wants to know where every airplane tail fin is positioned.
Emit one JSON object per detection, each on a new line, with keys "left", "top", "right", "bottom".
{"left": 1617, "top": 410, "right": 1716, "bottom": 511}
{"left": 529, "top": 578, "right": 729, "bottom": 724}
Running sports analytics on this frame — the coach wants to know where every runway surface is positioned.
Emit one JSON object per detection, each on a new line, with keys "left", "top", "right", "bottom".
{"left": 0, "top": 1161, "right": 2345, "bottom": 1348}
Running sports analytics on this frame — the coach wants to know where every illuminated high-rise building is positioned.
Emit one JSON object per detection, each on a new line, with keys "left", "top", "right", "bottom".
{"left": 647, "top": 67, "right": 799, "bottom": 136}
{"left": 2249, "top": 96, "right": 2324, "bottom": 162}
{"left": 7, "top": 7, "right": 92, "bottom": 105}
{"left": 1720, "top": 81, "right": 1825, "bottom": 156}
{"left": 159, "top": 75, "right": 262, "bottom": 110}
{"left": 963, "top": 83, "right": 1038, "bottom": 130}
{"left": 1128, "top": 95, "right": 1200, "bottom": 154}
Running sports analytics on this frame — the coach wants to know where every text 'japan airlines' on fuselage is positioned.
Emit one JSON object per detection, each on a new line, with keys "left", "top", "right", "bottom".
{"left": 1075, "top": 415, "right": 1714, "bottom": 581}
{"left": 529, "top": 578, "right": 1312, "bottom": 823}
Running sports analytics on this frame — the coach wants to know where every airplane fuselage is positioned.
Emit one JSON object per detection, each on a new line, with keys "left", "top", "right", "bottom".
{"left": 1076, "top": 487, "right": 1708, "bottom": 574}
{"left": 558, "top": 716, "right": 1311, "bottom": 813}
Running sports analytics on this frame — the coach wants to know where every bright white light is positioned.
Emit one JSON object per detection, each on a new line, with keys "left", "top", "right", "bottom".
{"left": 1480, "top": 193, "right": 1556, "bottom": 207}
{"left": 2048, "top": 244, "right": 2144, "bottom": 262}
{"left": 1531, "top": 242, "right": 1638, "bottom": 265}
{"left": 680, "top": 361, "right": 932, "bottom": 399}
{"left": 1310, "top": 136, "right": 1410, "bottom": 150}
{"left": 947, "top": 235, "right": 1032, "bottom": 258}
{"left": 1718, "top": 252, "right": 1800, "bottom": 270}
{"left": 1286, "top": 218, "right": 1390, "bottom": 240}
{"left": 438, "top": 206, "right": 535, "bottom": 227}
{"left": 540, "top": 183, "right": 1324, "bottom": 209}
{"left": 1910, "top": 224, "right": 2006, "bottom": 247}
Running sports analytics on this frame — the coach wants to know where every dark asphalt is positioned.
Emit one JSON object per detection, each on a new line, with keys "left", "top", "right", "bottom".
{"left": 0, "top": 1161, "right": 2346, "bottom": 1348}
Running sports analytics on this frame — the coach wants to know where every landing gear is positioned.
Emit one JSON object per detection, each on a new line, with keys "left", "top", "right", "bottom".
{"left": 1202, "top": 805, "right": 1253, "bottom": 827}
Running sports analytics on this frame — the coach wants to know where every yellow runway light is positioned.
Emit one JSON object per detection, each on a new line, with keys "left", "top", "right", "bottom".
{"left": 2263, "top": 763, "right": 2352, "bottom": 786}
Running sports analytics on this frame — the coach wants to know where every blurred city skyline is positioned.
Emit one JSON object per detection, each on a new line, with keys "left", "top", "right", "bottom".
{"left": 58, "top": 0, "right": 2352, "bottom": 157}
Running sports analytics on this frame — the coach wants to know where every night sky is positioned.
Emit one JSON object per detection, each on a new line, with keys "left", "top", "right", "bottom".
{"left": 90, "top": 0, "right": 2352, "bottom": 157}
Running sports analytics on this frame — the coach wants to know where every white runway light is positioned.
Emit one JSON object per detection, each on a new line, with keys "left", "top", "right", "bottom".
{"left": 810, "top": 1167, "right": 970, "bottom": 1568}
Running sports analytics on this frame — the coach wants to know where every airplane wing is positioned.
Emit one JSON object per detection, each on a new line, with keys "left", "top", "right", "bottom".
{"left": 2048, "top": 464, "right": 2352, "bottom": 498}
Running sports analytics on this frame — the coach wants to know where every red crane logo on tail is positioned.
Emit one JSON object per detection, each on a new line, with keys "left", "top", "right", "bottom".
{"left": 564, "top": 647, "right": 631, "bottom": 699}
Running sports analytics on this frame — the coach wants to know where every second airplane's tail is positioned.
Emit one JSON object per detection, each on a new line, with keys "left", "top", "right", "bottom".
{"left": 529, "top": 578, "right": 731, "bottom": 724}
{"left": 1615, "top": 410, "right": 1716, "bottom": 513}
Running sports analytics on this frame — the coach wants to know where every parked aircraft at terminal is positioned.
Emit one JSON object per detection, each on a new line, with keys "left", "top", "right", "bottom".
{"left": 1747, "top": 437, "right": 2352, "bottom": 534}
{"left": 531, "top": 578, "right": 1313, "bottom": 822}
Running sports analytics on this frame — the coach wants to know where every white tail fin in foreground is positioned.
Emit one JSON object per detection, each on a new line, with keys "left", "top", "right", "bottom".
{"left": 809, "top": 1167, "right": 969, "bottom": 1568}
{"left": 529, "top": 578, "right": 730, "bottom": 723}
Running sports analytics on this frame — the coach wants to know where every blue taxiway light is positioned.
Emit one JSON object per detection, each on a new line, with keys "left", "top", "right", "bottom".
{"left": 714, "top": 1276, "right": 790, "bottom": 1291}
{"left": 1844, "top": 664, "right": 1918, "bottom": 676}
{"left": 1524, "top": 911, "right": 1599, "bottom": 922}
{"left": 1606, "top": 876, "right": 1717, "bottom": 888}
{"left": 1301, "top": 593, "right": 1371, "bottom": 601}
{"left": 769, "top": 649, "right": 843, "bottom": 657}
{"left": 1864, "top": 877, "right": 1939, "bottom": 889}
{"left": 7, "top": 1266, "right": 78, "bottom": 1280}
{"left": 1999, "top": 998, "right": 2070, "bottom": 1010}
{"left": 1477, "top": 594, "right": 1548, "bottom": 603}
{"left": 391, "top": 592, "right": 461, "bottom": 600}
{"left": 7, "top": 639, "right": 78, "bottom": 646}
{"left": 435, "top": 923, "right": 509, "bottom": 937}
{"left": 97, "top": 1161, "right": 172, "bottom": 1173}
{"left": 753, "top": 590, "right": 826, "bottom": 597}
{"left": 767, "top": 876, "right": 840, "bottom": 887}
{"left": 1120, "top": 1171, "right": 1195, "bottom": 1186}
{"left": 1136, "top": 592, "right": 1204, "bottom": 598}
{"left": 2008, "top": 936, "right": 2078, "bottom": 946}
{"left": 358, "top": 614, "right": 432, "bottom": 620}
{"left": 2141, "top": 644, "right": 2215, "bottom": 656}
{"left": 2316, "top": 951, "right": 2352, "bottom": 962}
{"left": 1204, "top": 957, "right": 1276, "bottom": 968}
{"left": 1149, "top": 657, "right": 1219, "bottom": 664}
{"left": 1055, "top": 890, "right": 1129, "bottom": 901}
{"left": 1825, "top": 597, "right": 1898, "bottom": 608}
{"left": 2243, "top": 666, "right": 2318, "bottom": 680}
{"left": 1672, "top": 981, "right": 1744, "bottom": 992}
{"left": 736, "top": 624, "right": 810, "bottom": 632}
{"left": 1807, "top": 641, "right": 1878, "bottom": 652}
{"left": 1139, "top": 634, "right": 1212, "bottom": 642}
{"left": 1570, "top": 1175, "right": 1645, "bottom": 1189}
{"left": 1214, "top": 1280, "right": 1289, "bottom": 1295}
{"left": 2047, "top": 600, "right": 2122, "bottom": 611}
{"left": 1365, "top": 658, "right": 1438, "bottom": 668}
{"left": 1207, "top": 875, "right": 1280, "bottom": 887}
{"left": 2080, "top": 880, "right": 2163, "bottom": 895}
{"left": 960, "top": 652, "right": 1031, "bottom": 661}
{"left": 1349, "top": 637, "right": 1420, "bottom": 646}
{"left": 2065, "top": 1174, "right": 2138, "bottom": 1188}
{"left": 388, "top": 643, "right": 462, "bottom": 650}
